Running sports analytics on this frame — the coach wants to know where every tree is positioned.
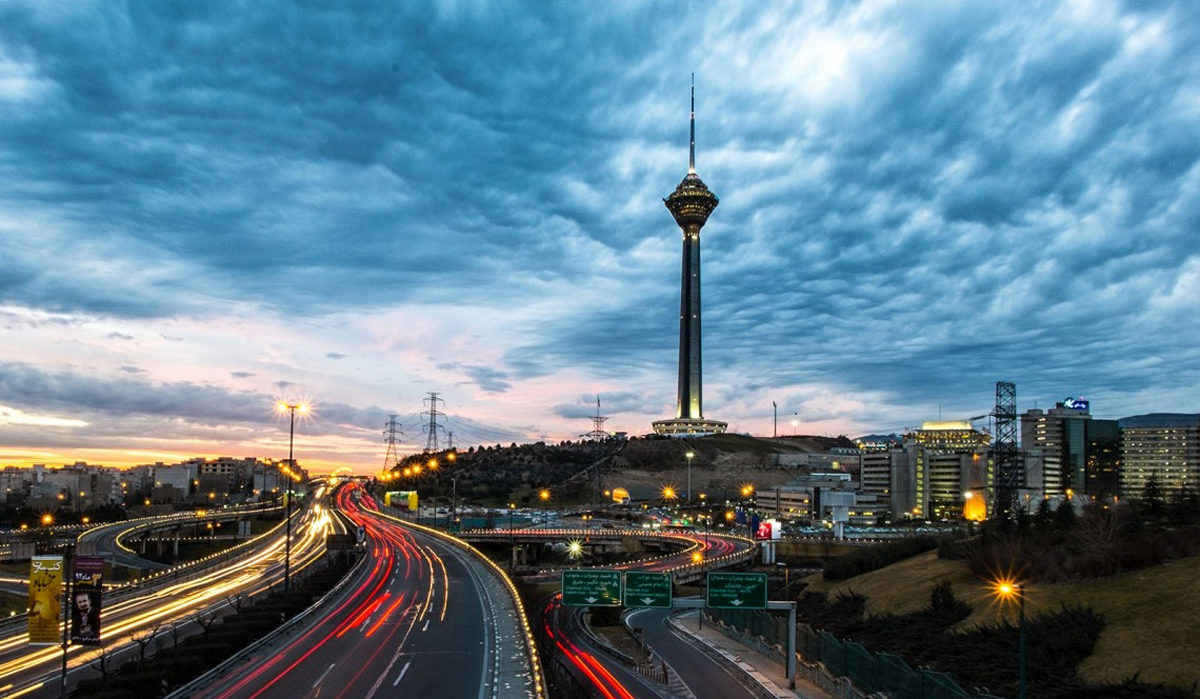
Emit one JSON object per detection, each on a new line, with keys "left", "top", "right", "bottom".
{"left": 1141, "top": 475, "right": 1166, "bottom": 519}
{"left": 1033, "top": 498, "right": 1053, "bottom": 531}
{"left": 89, "top": 644, "right": 116, "bottom": 683}
{"left": 129, "top": 622, "right": 161, "bottom": 670}
{"left": 1053, "top": 497, "right": 1076, "bottom": 531}
{"left": 1167, "top": 484, "right": 1199, "bottom": 525}
{"left": 926, "top": 581, "right": 971, "bottom": 626}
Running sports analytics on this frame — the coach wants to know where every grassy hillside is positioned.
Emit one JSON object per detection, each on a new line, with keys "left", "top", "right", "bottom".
{"left": 803, "top": 551, "right": 1200, "bottom": 687}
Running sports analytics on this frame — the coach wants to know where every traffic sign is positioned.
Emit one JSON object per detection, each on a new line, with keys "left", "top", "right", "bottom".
{"left": 706, "top": 572, "right": 767, "bottom": 609}
{"left": 562, "top": 569, "right": 622, "bottom": 607}
{"left": 623, "top": 571, "right": 672, "bottom": 609}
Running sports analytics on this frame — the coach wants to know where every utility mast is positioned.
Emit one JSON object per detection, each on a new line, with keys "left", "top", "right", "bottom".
{"left": 582, "top": 396, "right": 609, "bottom": 440}
{"left": 423, "top": 392, "right": 445, "bottom": 453}
{"left": 382, "top": 415, "right": 403, "bottom": 473}
{"left": 991, "top": 381, "right": 1021, "bottom": 521}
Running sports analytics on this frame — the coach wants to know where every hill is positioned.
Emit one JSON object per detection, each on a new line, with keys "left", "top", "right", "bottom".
{"left": 803, "top": 550, "right": 1200, "bottom": 687}
{"left": 409, "top": 433, "right": 855, "bottom": 505}
{"left": 603, "top": 433, "right": 856, "bottom": 501}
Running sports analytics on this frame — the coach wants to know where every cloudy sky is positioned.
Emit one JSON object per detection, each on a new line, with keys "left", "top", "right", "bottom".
{"left": 2, "top": 1, "right": 1198, "bottom": 474}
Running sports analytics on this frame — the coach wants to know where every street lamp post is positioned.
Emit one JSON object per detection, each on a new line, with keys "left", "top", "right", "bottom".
{"left": 685, "top": 451, "right": 694, "bottom": 504}
{"left": 996, "top": 581, "right": 1026, "bottom": 699}
{"left": 277, "top": 401, "right": 308, "bottom": 598}
{"left": 508, "top": 503, "right": 516, "bottom": 573}
{"left": 1016, "top": 584, "right": 1026, "bottom": 699}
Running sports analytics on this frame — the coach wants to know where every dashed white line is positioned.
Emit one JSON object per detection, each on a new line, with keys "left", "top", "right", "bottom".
{"left": 392, "top": 661, "right": 412, "bottom": 687}
{"left": 313, "top": 663, "right": 336, "bottom": 688}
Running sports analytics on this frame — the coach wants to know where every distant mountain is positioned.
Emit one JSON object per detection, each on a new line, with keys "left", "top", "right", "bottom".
{"left": 1117, "top": 413, "right": 1200, "bottom": 428}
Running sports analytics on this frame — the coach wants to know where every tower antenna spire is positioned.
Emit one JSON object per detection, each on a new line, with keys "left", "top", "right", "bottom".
{"left": 689, "top": 74, "right": 696, "bottom": 174}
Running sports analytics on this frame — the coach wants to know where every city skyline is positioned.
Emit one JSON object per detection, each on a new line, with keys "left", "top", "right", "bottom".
{"left": 2, "top": 2, "right": 1199, "bottom": 474}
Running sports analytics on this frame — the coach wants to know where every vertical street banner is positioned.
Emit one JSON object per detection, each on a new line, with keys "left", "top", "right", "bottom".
{"left": 71, "top": 556, "right": 104, "bottom": 645}
{"left": 28, "top": 556, "right": 63, "bottom": 645}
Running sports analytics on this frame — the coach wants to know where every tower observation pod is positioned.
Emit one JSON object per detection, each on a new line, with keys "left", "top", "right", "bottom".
{"left": 653, "top": 78, "right": 727, "bottom": 437}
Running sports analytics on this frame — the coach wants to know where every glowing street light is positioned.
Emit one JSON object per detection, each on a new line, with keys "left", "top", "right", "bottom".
{"left": 276, "top": 401, "right": 309, "bottom": 597}
{"left": 994, "top": 580, "right": 1027, "bottom": 699}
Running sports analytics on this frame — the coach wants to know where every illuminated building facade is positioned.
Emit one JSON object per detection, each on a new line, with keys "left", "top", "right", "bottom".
{"left": 1118, "top": 414, "right": 1200, "bottom": 498}
{"left": 1020, "top": 399, "right": 1119, "bottom": 499}
{"left": 653, "top": 81, "right": 726, "bottom": 437}
{"left": 893, "top": 421, "right": 990, "bottom": 520}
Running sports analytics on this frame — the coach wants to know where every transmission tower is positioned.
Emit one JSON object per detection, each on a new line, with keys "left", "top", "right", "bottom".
{"left": 422, "top": 392, "right": 446, "bottom": 453}
{"left": 582, "top": 396, "right": 609, "bottom": 440}
{"left": 990, "top": 381, "right": 1021, "bottom": 521}
{"left": 382, "top": 415, "right": 403, "bottom": 473}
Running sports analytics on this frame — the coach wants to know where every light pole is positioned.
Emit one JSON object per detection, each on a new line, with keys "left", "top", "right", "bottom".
{"left": 685, "top": 451, "right": 694, "bottom": 503}
{"left": 277, "top": 401, "right": 308, "bottom": 598}
{"left": 996, "top": 581, "right": 1026, "bottom": 699}
{"left": 508, "top": 503, "right": 516, "bottom": 573}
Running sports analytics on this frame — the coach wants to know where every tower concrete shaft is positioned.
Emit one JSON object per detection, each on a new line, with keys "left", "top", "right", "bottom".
{"left": 675, "top": 222, "right": 704, "bottom": 419}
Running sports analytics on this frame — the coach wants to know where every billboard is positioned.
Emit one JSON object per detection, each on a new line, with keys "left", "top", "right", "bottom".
{"left": 755, "top": 518, "right": 782, "bottom": 541}
{"left": 71, "top": 556, "right": 104, "bottom": 645}
{"left": 28, "top": 556, "right": 63, "bottom": 644}
{"left": 384, "top": 491, "right": 418, "bottom": 511}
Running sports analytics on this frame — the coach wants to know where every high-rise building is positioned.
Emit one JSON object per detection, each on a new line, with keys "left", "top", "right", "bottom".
{"left": 653, "top": 81, "right": 726, "bottom": 437}
{"left": 1118, "top": 413, "right": 1200, "bottom": 498}
{"left": 893, "top": 421, "right": 990, "bottom": 520}
{"left": 1020, "top": 398, "right": 1118, "bottom": 499}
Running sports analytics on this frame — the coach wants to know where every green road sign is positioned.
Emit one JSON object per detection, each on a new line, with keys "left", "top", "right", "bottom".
{"left": 562, "top": 569, "right": 622, "bottom": 607}
{"left": 706, "top": 572, "right": 767, "bottom": 609}
{"left": 623, "top": 571, "right": 672, "bottom": 609}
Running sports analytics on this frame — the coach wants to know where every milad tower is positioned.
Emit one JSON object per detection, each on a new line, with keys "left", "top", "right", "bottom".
{"left": 653, "top": 80, "right": 727, "bottom": 436}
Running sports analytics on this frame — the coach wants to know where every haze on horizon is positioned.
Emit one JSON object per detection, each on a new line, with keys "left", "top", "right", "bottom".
{"left": 2, "top": 2, "right": 1198, "bottom": 475}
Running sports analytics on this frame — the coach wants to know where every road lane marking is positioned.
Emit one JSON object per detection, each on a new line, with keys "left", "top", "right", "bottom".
{"left": 422, "top": 620, "right": 429, "bottom": 631}
{"left": 312, "top": 663, "right": 336, "bottom": 688}
{"left": 392, "top": 661, "right": 412, "bottom": 686}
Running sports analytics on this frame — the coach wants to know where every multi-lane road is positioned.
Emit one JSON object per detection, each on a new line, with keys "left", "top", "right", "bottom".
{"left": 3, "top": 482, "right": 765, "bottom": 699}
{"left": 179, "top": 482, "right": 543, "bottom": 699}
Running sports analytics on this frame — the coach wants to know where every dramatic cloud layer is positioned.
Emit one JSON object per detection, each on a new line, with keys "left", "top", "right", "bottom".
{"left": 2, "top": 1, "right": 1198, "bottom": 472}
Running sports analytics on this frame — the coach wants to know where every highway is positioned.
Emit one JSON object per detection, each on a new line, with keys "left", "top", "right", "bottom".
{"left": 0, "top": 500, "right": 335, "bottom": 699}
{"left": 181, "top": 482, "right": 543, "bottom": 699}
{"left": 626, "top": 607, "right": 762, "bottom": 699}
